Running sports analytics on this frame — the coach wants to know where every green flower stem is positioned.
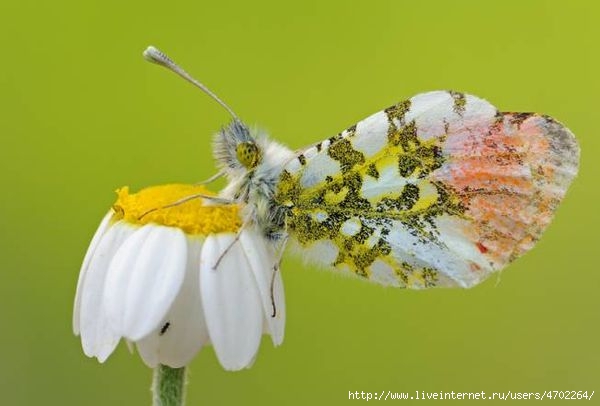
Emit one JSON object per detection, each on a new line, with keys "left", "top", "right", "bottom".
{"left": 152, "top": 365, "right": 187, "bottom": 406}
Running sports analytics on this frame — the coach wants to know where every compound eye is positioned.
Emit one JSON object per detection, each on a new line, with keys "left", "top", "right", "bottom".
{"left": 236, "top": 141, "right": 261, "bottom": 169}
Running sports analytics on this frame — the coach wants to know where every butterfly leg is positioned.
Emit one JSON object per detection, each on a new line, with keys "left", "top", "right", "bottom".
{"left": 137, "top": 193, "right": 234, "bottom": 220}
{"left": 194, "top": 171, "right": 225, "bottom": 185}
{"left": 211, "top": 223, "right": 247, "bottom": 270}
{"left": 269, "top": 235, "right": 288, "bottom": 317}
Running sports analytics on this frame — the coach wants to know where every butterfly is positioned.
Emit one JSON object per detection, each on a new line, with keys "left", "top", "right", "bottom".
{"left": 144, "top": 46, "right": 580, "bottom": 289}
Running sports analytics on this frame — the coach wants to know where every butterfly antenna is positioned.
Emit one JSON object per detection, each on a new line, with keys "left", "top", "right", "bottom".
{"left": 143, "top": 46, "right": 240, "bottom": 121}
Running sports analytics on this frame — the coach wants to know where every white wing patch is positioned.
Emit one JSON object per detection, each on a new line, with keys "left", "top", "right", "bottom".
{"left": 340, "top": 218, "right": 361, "bottom": 237}
{"left": 298, "top": 147, "right": 340, "bottom": 189}
{"left": 360, "top": 163, "right": 409, "bottom": 201}
{"left": 369, "top": 260, "right": 399, "bottom": 287}
{"left": 353, "top": 110, "right": 390, "bottom": 157}
{"left": 404, "top": 91, "right": 456, "bottom": 140}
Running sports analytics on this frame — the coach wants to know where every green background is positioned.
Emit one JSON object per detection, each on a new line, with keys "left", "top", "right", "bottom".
{"left": 1, "top": 0, "right": 598, "bottom": 404}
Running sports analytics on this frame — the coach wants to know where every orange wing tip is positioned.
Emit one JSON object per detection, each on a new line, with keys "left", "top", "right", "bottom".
{"left": 438, "top": 113, "right": 579, "bottom": 269}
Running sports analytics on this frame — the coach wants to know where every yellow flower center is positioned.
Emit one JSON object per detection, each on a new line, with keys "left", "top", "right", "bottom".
{"left": 112, "top": 184, "right": 242, "bottom": 235}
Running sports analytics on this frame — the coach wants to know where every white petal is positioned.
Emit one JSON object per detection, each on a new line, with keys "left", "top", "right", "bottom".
{"left": 73, "top": 211, "right": 114, "bottom": 335}
{"left": 200, "top": 233, "right": 263, "bottom": 371}
{"left": 104, "top": 225, "right": 187, "bottom": 341}
{"left": 134, "top": 329, "right": 160, "bottom": 368}
{"left": 136, "top": 238, "right": 209, "bottom": 368}
{"left": 239, "top": 229, "right": 286, "bottom": 346}
{"left": 79, "top": 221, "right": 134, "bottom": 361}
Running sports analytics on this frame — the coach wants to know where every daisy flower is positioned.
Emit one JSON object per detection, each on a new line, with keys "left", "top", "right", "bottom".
{"left": 73, "top": 184, "right": 285, "bottom": 371}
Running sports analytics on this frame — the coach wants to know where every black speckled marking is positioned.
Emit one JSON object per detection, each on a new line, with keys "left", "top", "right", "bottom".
{"left": 388, "top": 120, "right": 418, "bottom": 149}
{"left": 337, "top": 172, "right": 372, "bottom": 211}
{"left": 333, "top": 236, "right": 392, "bottom": 277}
{"left": 298, "top": 154, "right": 306, "bottom": 166}
{"left": 352, "top": 221, "right": 374, "bottom": 245}
{"left": 277, "top": 170, "right": 302, "bottom": 202}
{"left": 415, "top": 144, "right": 444, "bottom": 178}
{"left": 385, "top": 99, "right": 411, "bottom": 123}
{"left": 449, "top": 91, "right": 466, "bottom": 116}
{"left": 377, "top": 183, "right": 420, "bottom": 212}
{"left": 421, "top": 267, "right": 439, "bottom": 288}
{"left": 366, "top": 163, "right": 379, "bottom": 179}
{"left": 398, "top": 154, "right": 419, "bottom": 177}
{"left": 396, "top": 262, "right": 413, "bottom": 284}
{"left": 327, "top": 138, "right": 366, "bottom": 172}
{"left": 508, "top": 112, "right": 534, "bottom": 128}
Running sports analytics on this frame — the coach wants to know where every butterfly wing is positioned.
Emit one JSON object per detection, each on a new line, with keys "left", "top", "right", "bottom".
{"left": 275, "top": 91, "right": 579, "bottom": 288}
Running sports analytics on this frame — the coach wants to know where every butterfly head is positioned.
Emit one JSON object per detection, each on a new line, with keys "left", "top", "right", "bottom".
{"left": 214, "top": 119, "right": 263, "bottom": 174}
{"left": 236, "top": 141, "right": 261, "bottom": 169}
